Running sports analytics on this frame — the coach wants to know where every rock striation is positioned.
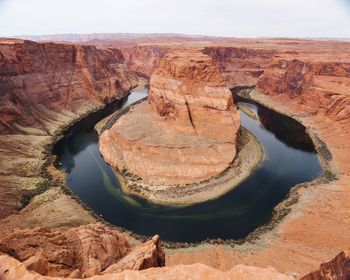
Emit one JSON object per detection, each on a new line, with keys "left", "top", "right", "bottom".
{"left": 99, "top": 50, "right": 240, "bottom": 185}
{"left": 0, "top": 223, "right": 165, "bottom": 278}
{"left": 120, "top": 45, "right": 172, "bottom": 78}
{"left": 103, "top": 235, "right": 165, "bottom": 274}
{"left": 301, "top": 250, "right": 350, "bottom": 280}
{"left": 256, "top": 59, "right": 350, "bottom": 122}
{"left": 0, "top": 39, "right": 136, "bottom": 135}
{"left": 203, "top": 47, "right": 277, "bottom": 87}
{"left": 0, "top": 38, "right": 137, "bottom": 222}
{"left": 0, "top": 253, "right": 294, "bottom": 280}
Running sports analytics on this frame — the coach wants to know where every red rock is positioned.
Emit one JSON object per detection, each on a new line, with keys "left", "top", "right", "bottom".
{"left": 0, "top": 38, "right": 137, "bottom": 220}
{"left": 301, "top": 250, "right": 350, "bottom": 280}
{"left": 0, "top": 223, "right": 130, "bottom": 277}
{"left": 103, "top": 234, "right": 165, "bottom": 273}
{"left": 0, "top": 39, "right": 136, "bottom": 135}
{"left": 0, "top": 223, "right": 165, "bottom": 278}
{"left": 0, "top": 253, "right": 294, "bottom": 280}
{"left": 121, "top": 45, "right": 172, "bottom": 77}
{"left": 203, "top": 47, "right": 277, "bottom": 87}
{"left": 99, "top": 50, "right": 240, "bottom": 185}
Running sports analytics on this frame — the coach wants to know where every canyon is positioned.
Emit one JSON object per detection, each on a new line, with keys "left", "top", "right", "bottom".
{"left": 99, "top": 49, "right": 258, "bottom": 204}
{"left": 0, "top": 35, "right": 350, "bottom": 279}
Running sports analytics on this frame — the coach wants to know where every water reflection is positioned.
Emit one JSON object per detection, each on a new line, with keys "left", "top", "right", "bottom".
{"left": 257, "top": 107, "right": 314, "bottom": 152}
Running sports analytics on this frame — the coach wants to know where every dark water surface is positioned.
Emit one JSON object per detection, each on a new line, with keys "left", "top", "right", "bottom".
{"left": 53, "top": 89, "right": 322, "bottom": 242}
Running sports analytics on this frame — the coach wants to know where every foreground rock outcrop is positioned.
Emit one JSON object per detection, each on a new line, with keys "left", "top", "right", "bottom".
{"left": 0, "top": 254, "right": 294, "bottom": 280}
{"left": 0, "top": 223, "right": 165, "bottom": 278}
{"left": 100, "top": 50, "right": 240, "bottom": 185}
{"left": 301, "top": 250, "right": 350, "bottom": 280}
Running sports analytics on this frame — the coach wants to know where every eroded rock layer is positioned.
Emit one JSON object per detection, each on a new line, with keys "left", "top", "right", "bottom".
{"left": 0, "top": 39, "right": 136, "bottom": 135}
{"left": 0, "top": 223, "right": 165, "bottom": 278}
{"left": 99, "top": 50, "right": 240, "bottom": 185}
{"left": 301, "top": 250, "right": 350, "bottom": 280}
{"left": 0, "top": 38, "right": 136, "bottom": 223}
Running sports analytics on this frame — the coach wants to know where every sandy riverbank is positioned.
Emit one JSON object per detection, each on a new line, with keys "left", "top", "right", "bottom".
{"left": 237, "top": 102, "right": 258, "bottom": 120}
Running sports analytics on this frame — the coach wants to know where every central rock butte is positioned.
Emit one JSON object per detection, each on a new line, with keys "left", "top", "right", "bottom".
{"left": 99, "top": 50, "right": 241, "bottom": 185}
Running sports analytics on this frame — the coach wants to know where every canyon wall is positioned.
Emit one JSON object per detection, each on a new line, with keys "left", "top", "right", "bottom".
{"left": 120, "top": 45, "right": 172, "bottom": 78}
{"left": 0, "top": 38, "right": 137, "bottom": 222}
{"left": 255, "top": 55, "right": 350, "bottom": 181}
{"left": 118, "top": 45, "right": 277, "bottom": 87}
{"left": 257, "top": 59, "right": 350, "bottom": 122}
{"left": 0, "top": 39, "right": 137, "bottom": 135}
{"left": 203, "top": 47, "right": 277, "bottom": 86}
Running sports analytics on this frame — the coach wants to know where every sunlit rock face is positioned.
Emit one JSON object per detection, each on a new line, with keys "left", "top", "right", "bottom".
{"left": 301, "top": 250, "right": 350, "bottom": 280}
{"left": 202, "top": 47, "right": 277, "bottom": 87}
{"left": 0, "top": 223, "right": 165, "bottom": 278}
{"left": 100, "top": 50, "right": 240, "bottom": 185}
{"left": 0, "top": 39, "right": 137, "bottom": 135}
{"left": 0, "top": 38, "right": 137, "bottom": 220}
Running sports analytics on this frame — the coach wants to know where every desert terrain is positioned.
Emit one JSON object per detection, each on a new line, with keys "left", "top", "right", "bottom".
{"left": 0, "top": 34, "right": 349, "bottom": 279}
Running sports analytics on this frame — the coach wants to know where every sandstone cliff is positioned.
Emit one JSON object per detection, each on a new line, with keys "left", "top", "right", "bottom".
{"left": 100, "top": 50, "right": 240, "bottom": 185}
{"left": 120, "top": 45, "right": 172, "bottom": 78}
{"left": 0, "top": 38, "right": 136, "bottom": 222}
{"left": 257, "top": 59, "right": 350, "bottom": 122}
{"left": 0, "top": 38, "right": 169, "bottom": 279}
{"left": 118, "top": 45, "right": 277, "bottom": 87}
{"left": 0, "top": 39, "right": 136, "bottom": 135}
{"left": 203, "top": 47, "right": 277, "bottom": 87}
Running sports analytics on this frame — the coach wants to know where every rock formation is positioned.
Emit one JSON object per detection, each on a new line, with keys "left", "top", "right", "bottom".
{"left": 0, "top": 39, "right": 136, "bottom": 135}
{"left": 0, "top": 38, "right": 137, "bottom": 222}
{"left": 0, "top": 253, "right": 295, "bottom": 280}
{"left": 99, "top": 50, "right": 240, "bottom": 185}
{"left": 116, "top": 39, "right": 350, "bottom": 276}
{"left": 256, "top": 59, "right": 350, "bottom": 121}
{"left": 301, "top": 250, "right": 350, "bottom": 280}
{"left": 103, "top": 235, "right": 165, "bottom": 274}
{"left": 203, "top": 47, "right": 277, "bottom": 87}
{"left": 120, "top": 45, "right": 172, "bottom": 78}
{"left": 0, "top": 223, "right": 165, "bottom": 278}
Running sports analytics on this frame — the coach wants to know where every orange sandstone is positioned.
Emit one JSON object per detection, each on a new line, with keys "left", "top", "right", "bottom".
{"left": 99, "top": 50, "right": 240, "bottom": 185}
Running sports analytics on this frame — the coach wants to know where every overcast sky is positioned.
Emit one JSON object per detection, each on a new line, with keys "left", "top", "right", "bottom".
{"left": 0, "top": 0, "right": 350, "bottom": 38}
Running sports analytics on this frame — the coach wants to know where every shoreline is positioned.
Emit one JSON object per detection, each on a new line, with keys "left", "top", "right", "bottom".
{"left": 34, "top": 86, "right": 335, "bottom": 250}
{"left": 237, "top": 102, "right": 257, "bottom": 120}
{"left": 244, "top": 89, "right": 338, "bottom": 178}
{"left": 115, "top": 127, "right": 264, "bottom": 206}
{"left": 161, "top": 87, "right": 337, "bottom": 249}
